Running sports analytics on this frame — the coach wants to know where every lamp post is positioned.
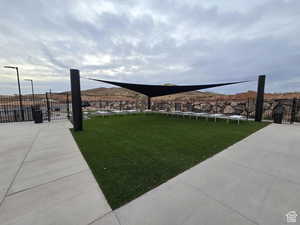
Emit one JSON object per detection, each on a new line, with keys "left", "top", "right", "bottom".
{"left": 4, "top": 66, "right": 24, "bottom": 121}
{"left": 24, "top": 79, "right": 35, "bottom": 105}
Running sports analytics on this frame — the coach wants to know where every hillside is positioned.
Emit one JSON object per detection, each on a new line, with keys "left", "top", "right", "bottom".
{"left": 2, "top": 88, "right": 300, "bottom": 102}
{"left": 79, "top": 88, "right": 300, "bottom": 101}
{"left": 80, "top": 87, "right": 221, "bottom": 101}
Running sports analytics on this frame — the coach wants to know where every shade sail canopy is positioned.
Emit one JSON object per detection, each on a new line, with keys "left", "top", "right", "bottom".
{"left": 88, "top": 78, "right": 248, "bottom": 98}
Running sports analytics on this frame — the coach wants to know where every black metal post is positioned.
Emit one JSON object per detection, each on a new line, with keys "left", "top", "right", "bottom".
{"left": 49, "top": 89, "right": 52, "bottom": 112}
{"left": 13, "top": 110, "right": 17, "bottom": 122}
{"left": 25, "top": 79, "right": 35, "bottom": 106}
{"left": 247, "top": 97, "right": 250, "bottom": 120}
{"left": 70, "top": 69, "right": 82, "bottom": 131}
{"left": 16, "top": 68, "right": 24, "bottom": 121}
{"left": 30, "top": 80, "right": 35, "bottom": 105}
{"left": 46, "top": 92, "right": 51, "bottom": 122}
{"left": 4, "top": 66, "right": 23, "bottom": 120}
{"left": 290, "top": 98, "right": 296, "bottom": 124}
{"left": 66, "top": 92, "right": 70, "bottom": 120}
{"left": 148, "top": 96, "right": 151, "bottom": 110}
{"left": 255, "top": 75, "right": 266, "bottom": 122}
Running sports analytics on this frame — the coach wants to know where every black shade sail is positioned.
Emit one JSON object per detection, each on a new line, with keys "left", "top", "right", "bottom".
{"left": 88, "top": 78, "right": 248, "bottom": 98}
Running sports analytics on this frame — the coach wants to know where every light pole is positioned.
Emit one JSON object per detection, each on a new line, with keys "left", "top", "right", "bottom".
{"left": 24, "top": 79, "right": 35, "bottom": 105}
{"left": 4, "top": 66, "right": 24, "bottom": 121}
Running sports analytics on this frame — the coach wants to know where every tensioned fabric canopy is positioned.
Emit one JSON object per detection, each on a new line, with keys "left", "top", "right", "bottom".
{"left": 88, "top": 78, "right": 248, "bottom": 98}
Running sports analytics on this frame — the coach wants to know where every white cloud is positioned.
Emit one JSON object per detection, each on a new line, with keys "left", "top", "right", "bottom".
{"left": 0, "top": 0, "right": 299, "bottom": 94}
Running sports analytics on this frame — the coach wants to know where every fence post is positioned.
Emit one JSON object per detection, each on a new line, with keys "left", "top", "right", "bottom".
{"left": 13, "top": 110, "right": 17, "bottom": 122}
{"left": 147, "top": 96, "right": 151, "bottom": 110}
{"left": 290, "top": 98, "right": 296, "bottom": 124}
{"left": 46, "top": 92, "right": 51, "bottom": 122}
{"left": 66, "top": 92, "right": 70, "bottom": 120}
{"left": 255, "top": 75, "right": 266, "bottom": 122}
{"left": 246, "top": 97, "right": 250, "bottom": 120}
{"left": 70, "top": 69, "right": 82, "bottom": 131}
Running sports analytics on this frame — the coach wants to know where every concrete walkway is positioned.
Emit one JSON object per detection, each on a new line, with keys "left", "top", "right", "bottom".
{"left": 0, "top": 121, "right": 112, "bottom": 225}
{"left": 1, "top": 122, "right": 300, "bottom": 225}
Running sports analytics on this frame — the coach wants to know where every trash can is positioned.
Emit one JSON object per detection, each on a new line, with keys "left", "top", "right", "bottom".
{"left": 273, "top": 103, "right": 284, "bottom": 124}
{"left": 33, "top": 110, "right": 43, "bottom": 123}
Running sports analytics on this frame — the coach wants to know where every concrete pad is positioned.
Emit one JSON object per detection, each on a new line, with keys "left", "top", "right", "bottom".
{"left": 30, "top": 133, "right": 77, "bottom": 151}
{"left": 0, "top": 123, "right": 41, "bottom": 204}
{"left": 225, "top": 149, "right": 300, "bottom": 185}
{"left": 91, "top": 213, "right": 120, "bottom": 225}
{"left": 0, "top": 120, "right": 112, "bottom": 225}
{"left": 177, "top": 158, "right": 276, "bottom": 222}
{"left": 0, "top": 137, "right": 34, "bottom": 153}
{"left": 212, "top": 124, "right": 300, "bottom": 185}
{"left": 0, "top": 166, "right": 19, "bottom": 199}
{"left": 8, "top": 151, "right": 89, "bottom": 194}
{"left": 258, "top": 178, "right": 300, "bottom": 225}
{"left": 116, "top": 181, "right": 256, "bottom": 225}
{"left": 0, "top": 125, "right": 39, "bottom": 152}
{"left": 24, "top": 145, "right": 80, "bottom": 162}
{"left": 37, "top": 128, "right": 72, "bottom": 138}
{"left": 0, "top": 123, "right": 44, "bottom": 139}
{"left": 0, "top": 171, "right": 111, "bottom": 225}
{"left": 212, "top": 124, "right": 298, "bottom": 157}
{"left": 181, "top": 196, "right": 256, "bottom": 225}
{"left": 25, "top": 129, "right": 80, "bottom": 162}
{"left": 231, "top": 124, "right": 300, "bottom": 156}
{"left": 7, "top": 122, "right": 89, "bottom": 194}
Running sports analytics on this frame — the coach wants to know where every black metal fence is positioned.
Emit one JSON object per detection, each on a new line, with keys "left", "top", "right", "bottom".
{"left": 80, "top": 96, "right": 300, "bottom": 124}
{"left": 0, "top": 93, "right": 70, "bottom": 123}
{"left": 267, "top": 98, "right": 300, "bottom": 123}
{"left": 81, "top": 95, "right": 139, "bottom": 111}
{"left": 3, "top": 92, "right": 299, "bottom": 125}
{"left": 152, "top": 98, "right": 256, "bottom": 120}
{"left": 151, "top": 98, "right": 300, "bottom": 124}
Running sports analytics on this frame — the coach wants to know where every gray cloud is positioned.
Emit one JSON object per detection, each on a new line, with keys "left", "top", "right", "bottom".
{"left": 0, "top": 0, "right": 299, "bottom": 94}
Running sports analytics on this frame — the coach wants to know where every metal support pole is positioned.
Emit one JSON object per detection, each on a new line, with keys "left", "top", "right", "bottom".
{"left": 255, "top": 75, "right": 266, "bottom": 122}
{"left": 70, "top": 69, "right": 82, "bottom": 131}
{"left": 30, "top": 80, "right": 35, "bottom": 105}
{"left": 247, "top": 97, "right": 250, "bottom": 120}
{"left": 148, "top": 96, "right": 151, "bottom": 110}
{"left": 66, "top": 92, "right": 70, "bottom": 120}
{"left": 46, "top": 92, "right": 51, "bottom": 122}
{"left": 290, "top": 98, "right": 296, "bottom": 124}
{"left": 16, "top": 68, "right": 24, "bottom": 121}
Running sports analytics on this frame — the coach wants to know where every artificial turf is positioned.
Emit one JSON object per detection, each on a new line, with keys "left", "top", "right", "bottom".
{"left": 72, "top": 114, "right": 268, "bottom": 209}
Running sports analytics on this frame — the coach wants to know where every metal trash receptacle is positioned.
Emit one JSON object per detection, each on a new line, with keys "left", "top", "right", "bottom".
{"left": 34, "top": 110, "right": 43, "bottom": 123}
{"left": 273, "top": 103, "right": 284, "bottom": 124}
{"left": 273, "top": 112, "right": 283, "bottom": 124}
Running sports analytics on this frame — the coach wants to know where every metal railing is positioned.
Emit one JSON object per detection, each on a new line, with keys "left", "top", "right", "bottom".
{"left": 0, "top": 93, "right": 70, "bottom": 123}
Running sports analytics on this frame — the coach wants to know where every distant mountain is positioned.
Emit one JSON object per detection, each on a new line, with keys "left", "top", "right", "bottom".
{"left": 79, "top": 87, "right": 220, "bottom": 101}
{"left": 3, "top": 88, "right": 300, "bottom": 102}
{"left": 78, "top": 88, "right": 300, "bottom": 101}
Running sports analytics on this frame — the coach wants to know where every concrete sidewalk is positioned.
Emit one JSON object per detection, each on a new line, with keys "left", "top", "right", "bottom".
{"left": 0, "top": 121, "right": 112, "bottom": 225}
{"left": 1, "top": 122, "right": 299, "bottom": 225}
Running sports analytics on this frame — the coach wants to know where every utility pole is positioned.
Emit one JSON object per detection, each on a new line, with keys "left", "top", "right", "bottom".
{"left": 24, "top": 79, "right": 35, "bottom": 105}
{"left": 4, "top": 66, "right": 24, "bottom": 121}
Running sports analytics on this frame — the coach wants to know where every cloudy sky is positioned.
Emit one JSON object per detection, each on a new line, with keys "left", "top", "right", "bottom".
{"left": 0, "top": 0, "right": 299, "bottom": 95}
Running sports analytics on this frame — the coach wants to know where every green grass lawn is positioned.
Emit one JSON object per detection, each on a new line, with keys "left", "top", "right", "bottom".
{"left": 72, "top": 114, "right": 268, "bottom": 209}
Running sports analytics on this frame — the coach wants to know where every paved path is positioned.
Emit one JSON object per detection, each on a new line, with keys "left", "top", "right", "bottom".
{"left": 1, "top": 122, "right": 300, "bottom": 225}
{"left": 0, "top": 121, "right": 112, "bottom": 225}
